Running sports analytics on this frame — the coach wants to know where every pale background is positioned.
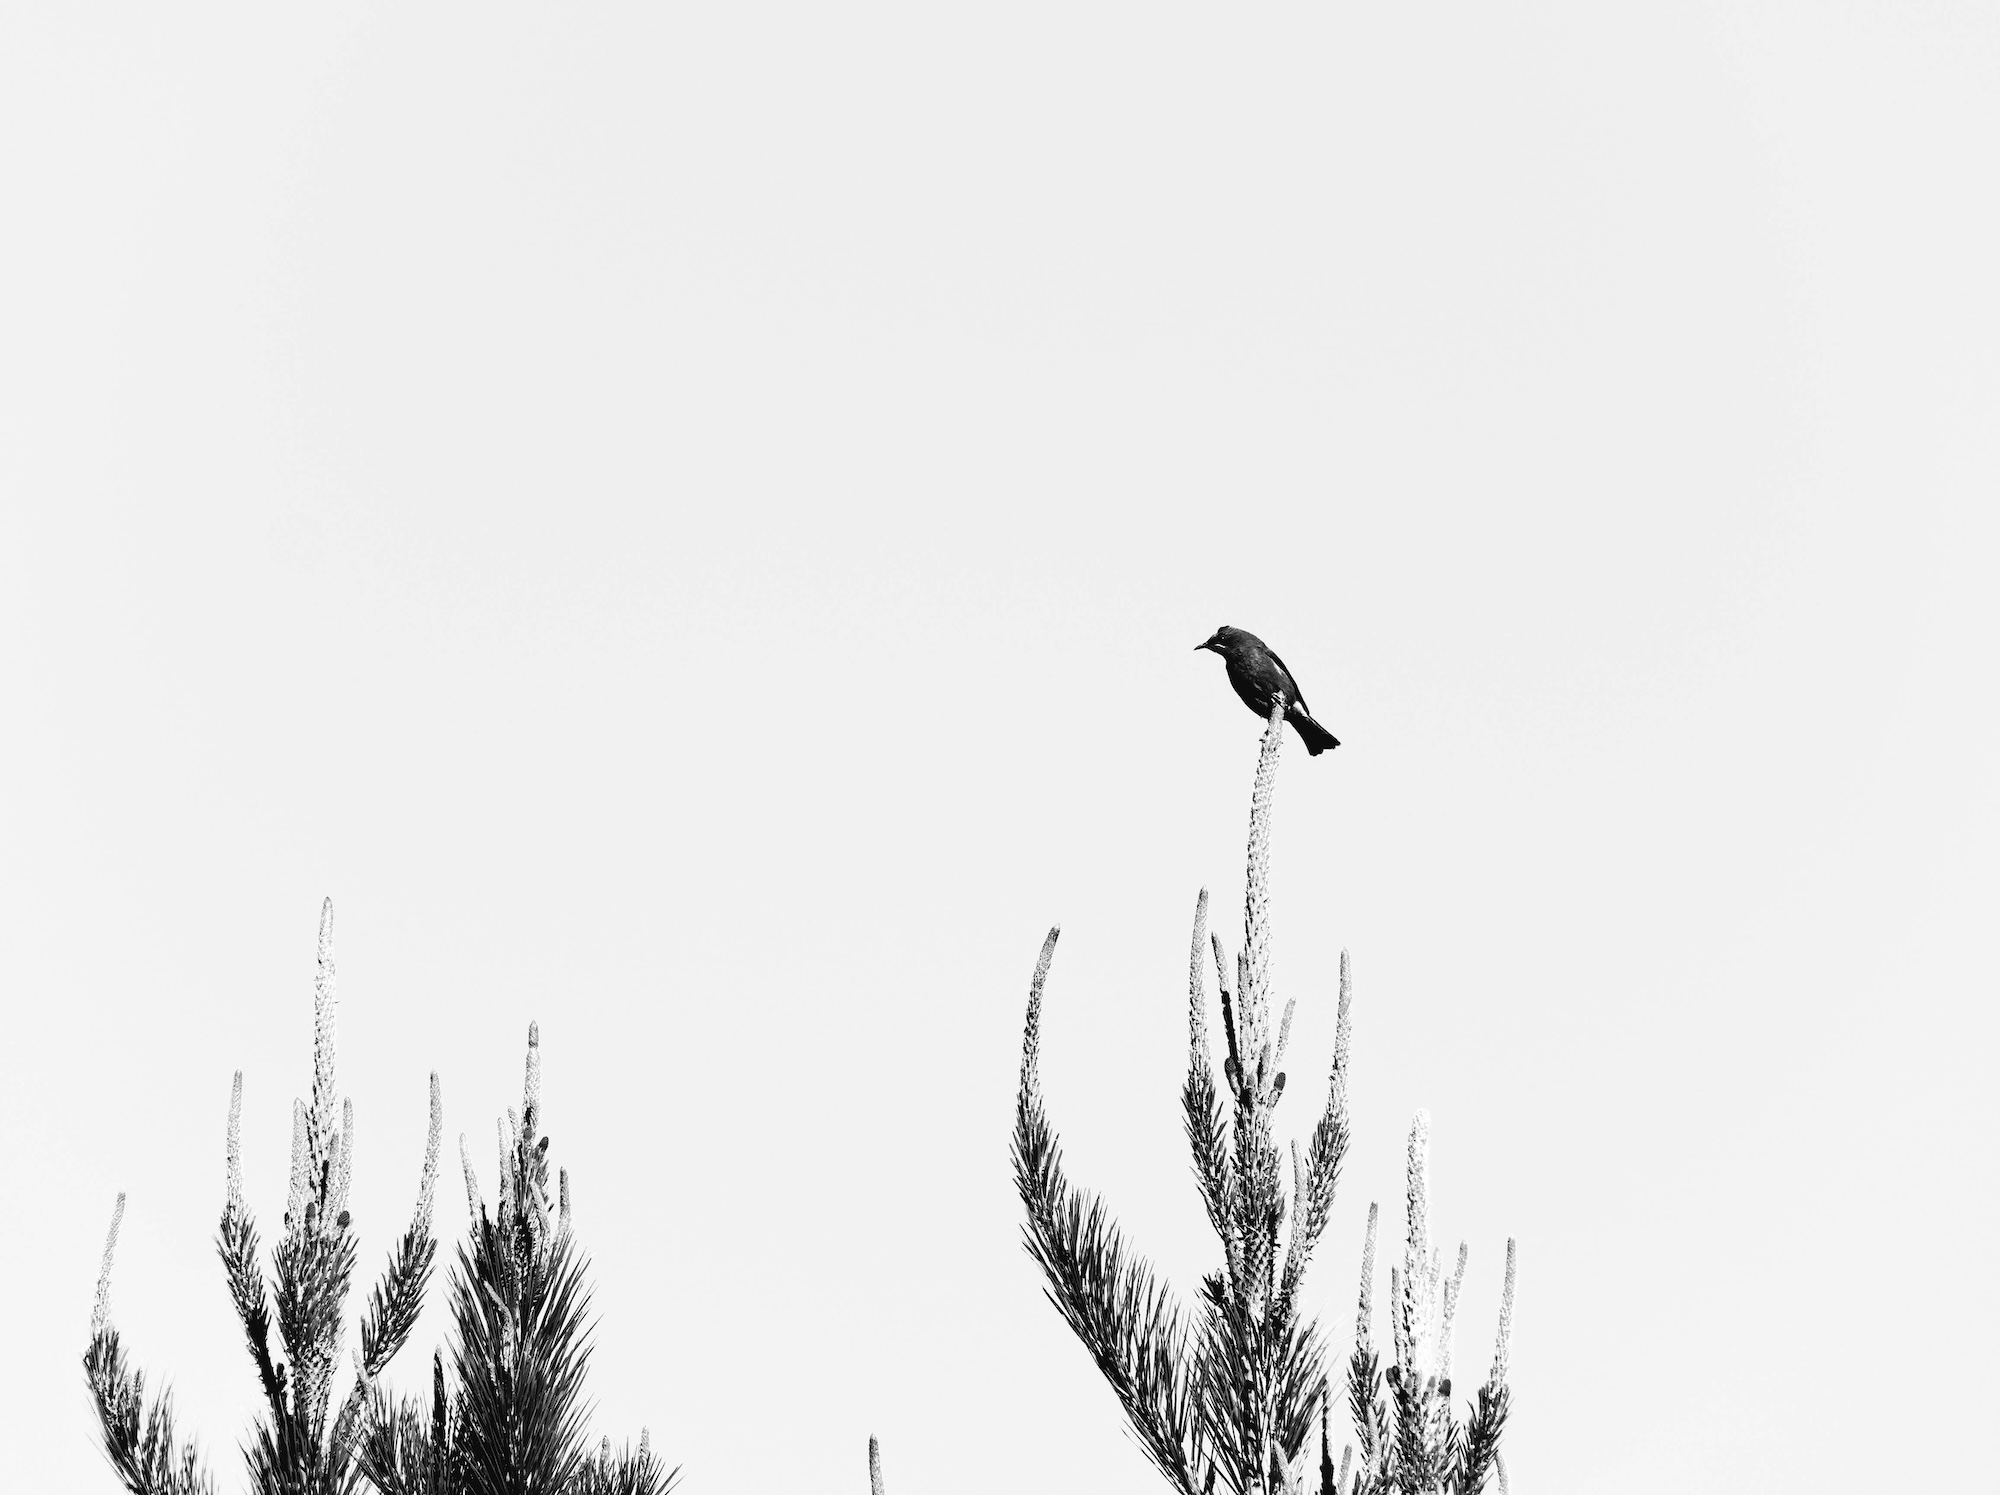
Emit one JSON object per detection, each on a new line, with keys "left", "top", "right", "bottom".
{"left": 3, "top": 4, "right": 1995, "bottom": 1491}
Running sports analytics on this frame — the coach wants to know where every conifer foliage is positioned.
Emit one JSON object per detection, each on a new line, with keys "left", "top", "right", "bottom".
{"left": 357, "top": 1023, "right": 677, "bottom": 1495}
{"left": 1011, "top": 703, "right": 1518, "bottom": 1494}
{"left": 1342, "top": 1118, "right": 1516, "bottom": 1495}
{"left": 84, "top": 1194, "right": 215, "bottom": 1495}
{"left": 84, "top": 899, "right": 444, "bottom": 1495}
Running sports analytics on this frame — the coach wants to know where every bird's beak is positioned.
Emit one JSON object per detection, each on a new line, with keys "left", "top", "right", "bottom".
{"left": 1194, "top": 639, "right": 1213, "bottom": 652}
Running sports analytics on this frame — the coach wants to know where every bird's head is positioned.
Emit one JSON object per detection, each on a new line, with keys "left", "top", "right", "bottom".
{"left": 1195, "top": 626, "right": 1239, "bottom": 654}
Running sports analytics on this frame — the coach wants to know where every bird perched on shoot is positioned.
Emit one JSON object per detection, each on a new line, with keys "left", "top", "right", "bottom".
{"left": 1196, "top": 625, "right": 1341, "bottom": 755}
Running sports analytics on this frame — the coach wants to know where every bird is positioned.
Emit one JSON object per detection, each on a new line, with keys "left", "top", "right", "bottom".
{"left": 1195, "top": 626, "right": 1341, "bottom": 755}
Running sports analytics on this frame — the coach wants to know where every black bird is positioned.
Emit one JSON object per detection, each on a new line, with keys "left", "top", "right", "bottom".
{"left": 1196, "top": 626, "right": 1341, "bottom": 755}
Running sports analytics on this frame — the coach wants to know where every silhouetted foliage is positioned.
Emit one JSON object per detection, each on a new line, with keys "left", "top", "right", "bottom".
{"left": 83, "top": 901, "right": 440, "bottom": 1495}
{"left": 1012, "top": 704, "right": 1518, "bottom": 1494}
{"left": 358, "top": 1025, "right": 677, "bottom": 1495}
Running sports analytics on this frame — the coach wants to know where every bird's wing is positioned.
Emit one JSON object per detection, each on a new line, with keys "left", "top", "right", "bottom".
{"left": 1265, "top": 646, "right": 1309, "bottom": 714}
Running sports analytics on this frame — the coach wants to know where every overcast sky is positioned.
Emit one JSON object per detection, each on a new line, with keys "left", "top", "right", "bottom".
{"left": 3, "top": 4, "right": 1996, "bottom": 1492}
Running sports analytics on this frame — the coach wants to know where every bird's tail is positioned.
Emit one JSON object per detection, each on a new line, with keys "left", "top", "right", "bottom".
{"left": 1289, "top": 709, "right": 1340, "bottom": 756}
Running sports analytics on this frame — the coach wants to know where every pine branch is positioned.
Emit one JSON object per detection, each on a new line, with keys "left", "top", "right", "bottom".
{"left": 1226, "top": 1074, "right": 1284, "bottom": 1316}
{"left": 1194, "top": 1279, "right": 1327, "bottom": 1493}
{"left": 1343, "top": 1135, "right": 1517, "bottom": 1495}
{"left": 330, "top": 1075, "right": 445, "bottom": 1469}
{"left": 1183, "top": 1058, "right": 1236, "bottom": 1259}
{"left": 356, "top": 1351, "right": 466, "bottom": 1495}
{"left": 1381, "top": 1366, "right": 1419, "bottom": 1495}
{"left": 1185, "top": 891, "right": 1240, "bottom": 1267}
{"left": 452, "top": 1219, "right": 595, "bottom": 1495}
{"left": 1344, "top": 1346, "right": 1391, "bottom": 1495}
{"left": 343, "top": 1224, "right": 439, "bottom": 1402}
{"left": 1015, "top": 1091, "right": 1208, "bottom": 1492}
{"left": 83, "top": 1194, "right": 219, "bottom": 1495}
{"left": 567, "top": 1429, "right": 680, "bottom": 1495}
{"left": 1451, "top": 1382, "right": 1508, "bottom": 1495}
{"left": 1275, "top": 954, "right": 1353, "bottom": 1324}
{"left": 272, "top": 1215, "right": 361, "bottom": 1441}
{"left": 376, "top": 1024, "right": 672, "bottom": 1495}
{"left": 84, "top": 1328, "right": 219, "bottom": 1495}
{"left": 218, "top": 1204, "right": 286, "bottom": 1416}
{"left": 1013, "top": 931, "right": 1209, "bottom": 1495}
{"left": 217, "top": 1072, "right": 291, "bottom": 1420}
{"left": 355, "top": 1387, "right": 429, "bottom": 1495}
{"left": 1449, "top": 1240, "right": 1518, "bottom": 1495}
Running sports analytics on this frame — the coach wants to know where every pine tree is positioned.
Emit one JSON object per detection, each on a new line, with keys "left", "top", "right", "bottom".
{"left": 1011, "top": 702, "right": 1518, "bottom": 1494}
{"left": 357, "top": 1024, "right": 677, "bottom": 1495}
{"left": 84, "top": 899, "right": 443, "bottom": 1495}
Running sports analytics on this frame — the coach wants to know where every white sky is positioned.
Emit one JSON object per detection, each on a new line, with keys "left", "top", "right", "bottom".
{"left": 2, "top": 4, "right": 1995, "bottom": 1491}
